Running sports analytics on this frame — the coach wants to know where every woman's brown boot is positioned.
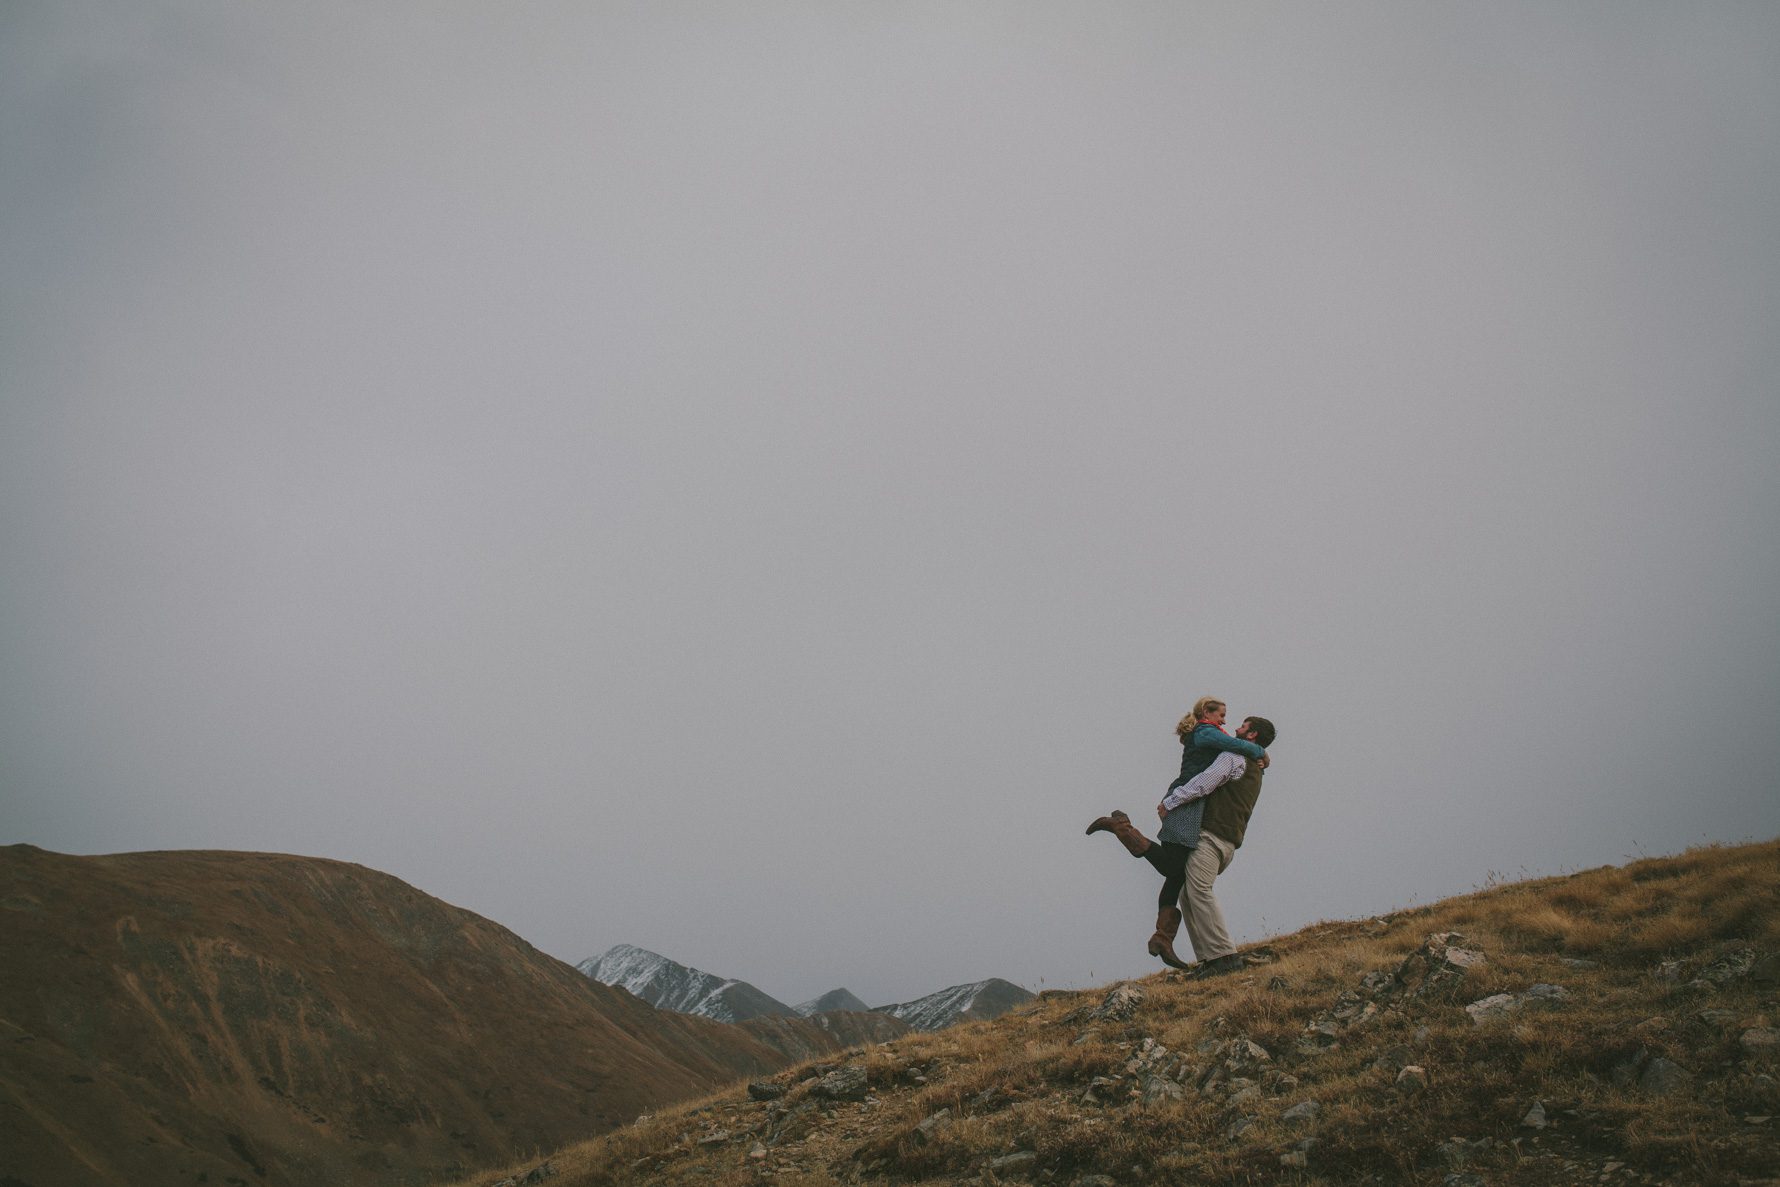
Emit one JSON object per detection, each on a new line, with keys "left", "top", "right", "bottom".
{"left": 1147, "top": 907, "right": 1189, "bottom": 969}
{"left": 1085, "top": 810, "right": 1151, "bottom": 857}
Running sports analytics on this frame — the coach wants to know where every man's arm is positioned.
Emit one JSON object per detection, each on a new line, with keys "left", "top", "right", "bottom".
{"left": 1159, "top": 750, "right": 1245, "bottom": 813}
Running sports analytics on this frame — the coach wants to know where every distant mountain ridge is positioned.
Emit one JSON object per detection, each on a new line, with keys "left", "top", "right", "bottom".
{"left": 874, "top": 977, "right": 1035, "bottom": 1031}
{"left": 579, "top": 945, "right": 1032, "bottom": 1032}
{"left": 795, "top": 988, "right": 872, "bottom": 1016}
{"left": 578, "top": 944, "right": 798, "bottom": 1023}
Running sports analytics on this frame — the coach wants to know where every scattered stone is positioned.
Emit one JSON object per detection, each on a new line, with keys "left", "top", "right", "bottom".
{"left": 1523, "top": 983, "right": 1571, "bottom": 1003}
{"left": 1281, "top": 1099, "right": 1322, "bottom": 1129}
{"left": 747, "top": 1144, "right": 768, "bottom": 1161}
{"left": 1225, "top": 1115, "right": 1258, "bottom": 1141}
{"left": 1466, "top": 994, "right": 1520, "bottom": 1024}
{"left": 1697, "top": 1009, "right": 1741, "bottom": 1030}
{"left": 1639, "top": 1057, "right": 1693, "bottom": 1096}
{"left": 1268, "top": 975, "right": 1290, "bottom": 992}
{"left": 767, "top": 1102, "right": 819, "bottom": 1145}
{"left": 988, "top": 1150, "right": 1037, "bottom": 1172}
{"left": 1071, "top": 1028, "right": 1100, "bottom": 1047}
{"left": 1279, "top": 1149, "right": 1308, "bottom": 1167}
{"left": 1413, "top": 1025, "right": 1432, "bottom": 1043}
{"left": 1265, "top": 1071, "right": 1301, "bottom": 1094}
{"left": 747, "top": 1081, "right": 786, "bottom": 1101}
{"left": 1655, "top": 961, "right": 1684, "bottom": 983}
{"left": 1522, "top": 1101, "right": 1549, "bottom": 1129}
{"left": 1082, "top": 1077, "right": 1121, "bottom": 1106}
{"left": 913, "top": 1108, "right": 951, "bottom": 1144}
{"left": 1434, "top": 1137, "right": 1493, "bottom": 1169}
{"left": 1359, "top": 970, "right": 1397, "bottom": 996}
{"left": 1561, "top": 957, "right": 1600, "bottom": 970}
{"left": 1223, "top": 1038, "right": 1273, "bottom": 1071}
{"left": 697, "top": 1129, "right": 730, "bottom": 1146}
{"left": 810, "top": 1066, "right": 868, "bottom": 1101}
{"left": 1224, "top": 1082, "right": 1260, "bottom": 1109}
{"left": 1142, "top": 1073, "right": 1186, "bottom": 1104}
{"left": 1700, "top": 948, "right": 1756, "bottom": 984}
{"left": 1741, "top": 1028, "right": 1780, "bottom": 1057}
{"left": 1396, "top": 1065, "right": 1429, "bottom": 1095}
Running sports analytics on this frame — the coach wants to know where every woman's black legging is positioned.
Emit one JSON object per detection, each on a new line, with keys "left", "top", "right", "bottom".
{"left": 1143, "top": 842, "right": 1193, "bottom": 913}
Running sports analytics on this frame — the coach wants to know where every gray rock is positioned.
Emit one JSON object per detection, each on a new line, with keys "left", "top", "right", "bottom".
{"left": 1639, "top": 1057, "right": 1693, "bottom": 1096}
{"left": 747, "top": 1144, "right": 768, "bottom": 1161}
{"left": 1396, "top": 1065, "right": 1429, "bottom": 1094}
{"left": 1091, "top": 982, "right": 1146, "bottom": 1022}
{"left": 1142, "top": 1074, "right": 1186, "bottom": 1104}
{"left": 747, "top": 1081, "right": 786, "bottom": 1101}
{"left": 1224, "top": 1038, "right": 1273, "bottom": 1070}
{"left": 1654, "top": 960, "right": 1684, "bottom": 982}
{"left": 1560, "top": 957, "right": 1600, "bottom": 970}
{"left": 1225, "top": 1115, "right": 1258, "bottom": 1140}
{"left": 1700, "top": 948, "right": 1756, "bottom": 984}
{"left": 1696, "top": 1009, "right": 1740, "bottom": 1030}
{"left": 1522, "top": 982, "right": 1571, "bottom": 1003}
{"left": 1466, "top": 993, "right": 1520, "bottom": 1024}
{"left": 914, "top": 1108, "right": 951, "bottom": 1144}
{"left": 697, "top": 1129, "right": 731, "bottom": 1146}
{"left": 1281, "top": 1099, "right": 1322, "bottom": 1128}
{"left": 987, "top": 1150, "right": 1037, "bottom": 1171}
{"left": 1521, "top": 1100, "right": 1549, "bottom": 1129}
{"left": 810, "top": 1065, "right": 869, "bottom": 1101}
{"left": 1279, "top": 1149, "right": 1309, "bottom": 1168}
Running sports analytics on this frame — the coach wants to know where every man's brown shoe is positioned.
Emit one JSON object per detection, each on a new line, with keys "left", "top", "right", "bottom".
{"left": 1191, "top": 953, "right": 1247, "bottom": 979}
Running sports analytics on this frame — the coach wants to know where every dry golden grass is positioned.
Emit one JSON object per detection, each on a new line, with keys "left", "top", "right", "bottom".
{"left": 444, "top": 839, "right": 1780, "bottom": 1187}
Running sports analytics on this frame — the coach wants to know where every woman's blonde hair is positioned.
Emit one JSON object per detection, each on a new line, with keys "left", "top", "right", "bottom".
{"left": 1175, "top": 696, "right": 1226, "bottom": 742}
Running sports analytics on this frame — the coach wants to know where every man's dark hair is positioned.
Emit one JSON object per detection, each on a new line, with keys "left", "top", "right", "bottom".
{"left": 1242, "top": 717, "right": 1277, "bottom": 749}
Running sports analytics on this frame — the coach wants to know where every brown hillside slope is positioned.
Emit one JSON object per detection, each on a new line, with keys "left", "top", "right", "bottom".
{"left": 452, "top": 839, "right": 1780, "bottom": 1187}
{"left": 0, "top": 846, "right": 809, "bottom": 1187}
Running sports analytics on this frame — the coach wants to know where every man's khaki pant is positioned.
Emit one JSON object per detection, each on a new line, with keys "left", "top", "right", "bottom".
{"left": 1178, "top": 830, "right": 1237, "bottom": 962}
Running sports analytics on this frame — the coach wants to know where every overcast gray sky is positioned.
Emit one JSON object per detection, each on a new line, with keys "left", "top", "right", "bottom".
{"left": 4, "top": 3, "right": 1777, "bottom": 1009}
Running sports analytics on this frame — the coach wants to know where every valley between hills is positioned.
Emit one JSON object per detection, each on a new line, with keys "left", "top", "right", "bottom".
{"left": 3, "top": 839, "right": 1777, "bottom": 1187}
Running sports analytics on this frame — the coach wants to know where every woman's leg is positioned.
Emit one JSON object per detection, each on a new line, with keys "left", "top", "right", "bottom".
{"left": 1143, "top": 843, "right": 1193, "bottom": 969}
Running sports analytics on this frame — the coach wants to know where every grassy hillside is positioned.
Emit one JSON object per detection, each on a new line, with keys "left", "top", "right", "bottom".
{"left": 0, "top": 847, "right": 810, "bottom": 1186}
{"left": 451, "top": 839, "right": 1779, "bottom": 1187}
